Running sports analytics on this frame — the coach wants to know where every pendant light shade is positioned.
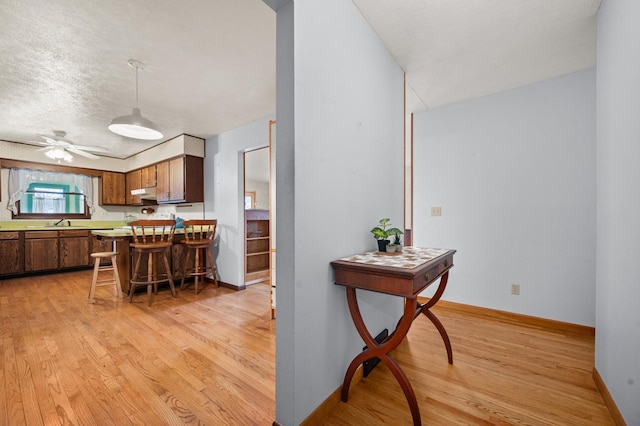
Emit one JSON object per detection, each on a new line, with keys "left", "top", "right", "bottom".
{"left": 108, "top": 59, "right": 163, "bottom": 140}
{"left": 109, "top": 107, "right": 163, "bottom": 140}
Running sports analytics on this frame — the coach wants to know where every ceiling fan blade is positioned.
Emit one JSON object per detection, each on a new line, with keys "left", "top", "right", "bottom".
{"left": 73, "top": 144, "right": 109, "bottom": 153}
{"left": 66, "top": 147, "right": 100, "bottom": 159}
{"left": 38, "top": 136, "right": 69, "bottom": 147}
{"left": 35, "top": 146, "right": 51, "bottom": 152}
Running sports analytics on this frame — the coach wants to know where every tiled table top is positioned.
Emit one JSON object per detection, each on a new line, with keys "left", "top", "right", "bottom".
{"left": 339, "top": 247, "right": 450, "bottom": 269}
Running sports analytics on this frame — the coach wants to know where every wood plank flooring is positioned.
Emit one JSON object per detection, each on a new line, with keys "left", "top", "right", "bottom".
{"left": 0, "top": 270, "right": 275, "bottom": 425}
{"left": 1, "top": 270, "right": 614, "bottom": 425}
{"left": 321, "top": 302, "right": 614, "bottom": 425}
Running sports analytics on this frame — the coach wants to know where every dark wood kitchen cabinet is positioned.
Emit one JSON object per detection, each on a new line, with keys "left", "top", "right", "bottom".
{"left": 126, "top": 169, "right": 143, "bottom": 205}
{"left": 141, "top": 165, "right": 157, "bottom": 188}
{"left": 24, "top": 231, "right": 59, "bottom": 272}
{"left": 59, "top": 230, "right": 90, "bottom": 268}
{"left": 100, "top": 171, "right": 126, "bottom": 205}
{"left": 0, "top": 232, "right": 24, "bottom": 276}
{"left": 156, "top": 156, "right": 204, "bottom": 203}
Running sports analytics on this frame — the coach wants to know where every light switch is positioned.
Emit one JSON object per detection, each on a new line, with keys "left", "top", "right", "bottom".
{"left": 431, "top": 206, "right": 442, "bottom": 216}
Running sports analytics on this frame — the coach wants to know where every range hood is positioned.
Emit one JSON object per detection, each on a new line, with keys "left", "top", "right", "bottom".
{"left": 130, "top": 187, "right": 157, "bottom": 200}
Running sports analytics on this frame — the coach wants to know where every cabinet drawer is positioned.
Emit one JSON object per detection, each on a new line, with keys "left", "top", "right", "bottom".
{"left": 24, "top": 231, "right": 58, "bottom": 239}
{"left": 59, "top": 229, "right": 90, "bottom": 237}
{"left": 0, "top": 232, "right": 20, "bottom": 240}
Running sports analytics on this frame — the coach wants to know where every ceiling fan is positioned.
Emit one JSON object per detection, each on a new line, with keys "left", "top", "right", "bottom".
{"left": 34, "top": 130, "right": 108, "bottom": 161}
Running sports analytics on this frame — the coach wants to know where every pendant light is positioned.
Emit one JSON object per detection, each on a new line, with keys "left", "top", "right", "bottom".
{"left": 108, "top": 59, "right": 163, "bottom": 140}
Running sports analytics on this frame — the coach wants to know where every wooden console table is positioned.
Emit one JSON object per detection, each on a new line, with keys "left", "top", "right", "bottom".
{"left": 331, "top": 247, "right": 456, "bottom": 425}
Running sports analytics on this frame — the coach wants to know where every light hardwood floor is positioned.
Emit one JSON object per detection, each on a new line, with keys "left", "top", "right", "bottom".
{"left": 0, "top": 269, "right": 275, "bottom": 425}
{"left": 1, "top": 270, "right": 614, "bottom": 425}
{"left": 321, "top": 302, "right": 614, "bottom": 425}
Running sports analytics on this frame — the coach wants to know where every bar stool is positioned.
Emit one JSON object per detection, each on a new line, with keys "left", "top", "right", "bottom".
{"left": 128, "top": 219, "right": 177, "bottom": 306}
{"left": 180, "top": 219, "right": 218, "bottom": 294}
{"left": 88, "top": 251, "right": 123, "bottom": 303}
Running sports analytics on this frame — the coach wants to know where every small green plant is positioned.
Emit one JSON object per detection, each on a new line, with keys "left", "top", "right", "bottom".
{"left": 392, "top": 230, "right": 402, "bottom": 245}
{"left": 370, "top": 218, "right": 403, "bottom": 241}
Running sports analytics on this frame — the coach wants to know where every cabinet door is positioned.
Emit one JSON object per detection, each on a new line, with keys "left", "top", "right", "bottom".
{"left": 141, "top": 165, "right": 157, "bottom": 188}
{"left": 157, "top": 157, "right": 185, "bottom": 202}
{"left": 60, "top": 230, "right": 90, "bottom": 268}
{"left": 156, "top": 161, "right": 171, "bottom": 202}
{"left": 126, "top": 170, "right": 142, "bottom": 205}
{"left": 168, "top": 157, "right": 185, "bottom": 202}
{"left": 24, "top": 232, "right": 59, "bottom": 272}
{"left": 171, "top": 239, "right": 188, "bottom": 281}
{"left": 0, "top": 232, "right": 23, "bottom": 275}
{"left": 101, "top": 171, "right": 126, "bottom": 205}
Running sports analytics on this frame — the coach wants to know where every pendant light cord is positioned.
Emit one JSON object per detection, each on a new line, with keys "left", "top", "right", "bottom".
{"left": 135, "top": 65, "right": 139, "bottom": 108}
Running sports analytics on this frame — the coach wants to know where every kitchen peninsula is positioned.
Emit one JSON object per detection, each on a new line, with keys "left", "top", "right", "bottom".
{"left": 92, "top": 227, "right": 189, "bottom": 293}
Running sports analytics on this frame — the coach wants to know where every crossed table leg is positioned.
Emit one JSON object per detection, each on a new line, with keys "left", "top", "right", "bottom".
{"left": 340, "top": 271, "right": 451, "bottom": 425}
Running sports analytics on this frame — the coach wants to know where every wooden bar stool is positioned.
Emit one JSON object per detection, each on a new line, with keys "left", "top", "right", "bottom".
{"left": 129, "top": 219, "right": 177, "bottom": 306}
{"left": 88, "top": 251, "right": 123, "bottom": 303}
{"left": 180, "top": 219, "right": 218, "bottom": 294}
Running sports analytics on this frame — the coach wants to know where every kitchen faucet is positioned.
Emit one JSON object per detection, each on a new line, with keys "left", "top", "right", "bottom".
{"left": 54, "top": 218, "right": 70, "bottom": 226}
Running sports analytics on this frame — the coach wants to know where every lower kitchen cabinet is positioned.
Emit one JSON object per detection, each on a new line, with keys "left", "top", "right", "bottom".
{"left": 60, "top": 230, "right": 90, "bottom": 268}
{"left": 0, "top": 229, "right": 108, "bottom": 278}
{"left": 91, "top": 235, "right": 114, "bottom": 265}
{"left": 24, "top": 231, "right": 59, "bottom": 272}
{"left": 0, "top": 232, "right": 24, "bottom": 276}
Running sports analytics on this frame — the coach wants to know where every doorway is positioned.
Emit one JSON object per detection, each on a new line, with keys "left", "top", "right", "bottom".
{"left": 244, "top": 146, "right": 271, "bottom": 289}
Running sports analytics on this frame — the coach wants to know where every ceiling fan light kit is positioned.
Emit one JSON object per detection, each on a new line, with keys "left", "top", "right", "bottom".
{"left": 44, "top": 147, "right": 73, "bottom": 163}
{"left": 109, "top": 59, "right": 163, "bottom": 140}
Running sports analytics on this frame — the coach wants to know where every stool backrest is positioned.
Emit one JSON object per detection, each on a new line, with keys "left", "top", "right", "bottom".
{"left": 182, "top": 219, "right": 217, "bottom": 243}
{"left": 129, "top": 219, "right": 176, "bottom": 244}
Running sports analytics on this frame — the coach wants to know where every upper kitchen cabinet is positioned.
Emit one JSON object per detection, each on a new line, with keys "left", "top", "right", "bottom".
{"left": 141, "top": 165, "right": 156, "bottom": 188}
{"left": 100, "top": 171, "right": 126, "bottom": 205}
{"left": 126, "top": 169, "right": 142, "bottom": 205}
{"left": 156, "top": 156, "right": 204, "bottom": 203}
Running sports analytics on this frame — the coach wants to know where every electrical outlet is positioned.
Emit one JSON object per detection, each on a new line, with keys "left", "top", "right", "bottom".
{"left": 431, "top": 206, "right": 442, "bottom": 216}
{"left": 511, "top": 284, "right": 520, "bottom": 295}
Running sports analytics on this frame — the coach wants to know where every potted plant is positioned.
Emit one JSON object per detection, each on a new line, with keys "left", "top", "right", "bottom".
{"left": 370, "top": 218, "right": 403, "bottom": 252}
{"left": 391, "top": 229, "right": 403, "bottom": 252}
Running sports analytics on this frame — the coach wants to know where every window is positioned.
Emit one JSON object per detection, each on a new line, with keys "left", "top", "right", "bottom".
{"left": 8, "top": 168, "right": 94, "bottom": 219}
{"left": 22, "top": 183, "right": 86, "bottom": 214}
{"left": 245, "top": 191, "right": 256, "bottom": 209}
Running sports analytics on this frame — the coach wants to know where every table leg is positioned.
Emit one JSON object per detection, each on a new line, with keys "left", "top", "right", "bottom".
{"left": 417, "top": 271, "right": 453, "bottom": 364}
{"left": 341, "top": 287, "right": 422, "bottom": 425}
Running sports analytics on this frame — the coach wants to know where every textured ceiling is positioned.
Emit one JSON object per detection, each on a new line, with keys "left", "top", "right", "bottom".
{"left": 0, "top": 0, "right": 600, "bottom": 160}
{"left": 0, "top": 0, "right": 276, "bottom": 159}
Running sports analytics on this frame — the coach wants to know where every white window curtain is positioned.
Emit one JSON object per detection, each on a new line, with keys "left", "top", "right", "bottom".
{"left": 6, "top": 168, "right": 94, "bottom": 214}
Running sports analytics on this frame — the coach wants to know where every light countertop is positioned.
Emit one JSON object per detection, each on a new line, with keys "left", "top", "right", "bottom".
{"left": 0, "top": 221, "right": 126, "bottom": 232}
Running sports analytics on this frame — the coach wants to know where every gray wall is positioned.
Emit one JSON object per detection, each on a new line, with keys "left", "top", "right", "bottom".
{"left": 413, "top": 69, "right": 597, "bottom": 326}
{"left": 596, "top": 1, "right": 640, "bottom": 423}
{"left": 270, "top": 0, "right": 405, "bottom": 424}
{"left": 204, "top": 115, "right": 273, "bottom": 287}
